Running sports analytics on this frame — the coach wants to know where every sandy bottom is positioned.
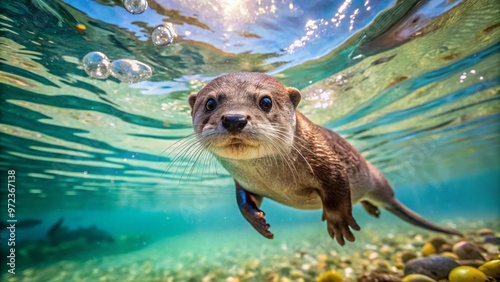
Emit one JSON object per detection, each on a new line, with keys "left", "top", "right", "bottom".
{"left": 2, "top": 216, "right": 499, "bottom": 282}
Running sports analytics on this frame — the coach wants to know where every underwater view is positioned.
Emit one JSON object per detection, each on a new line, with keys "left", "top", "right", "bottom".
{"left": 1, "top": 0, "right": 499, "bottom": 281}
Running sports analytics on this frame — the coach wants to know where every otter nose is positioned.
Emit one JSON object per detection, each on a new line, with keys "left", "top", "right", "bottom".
{"left": 222, "top": 114, "right": 247, "bottom": 133}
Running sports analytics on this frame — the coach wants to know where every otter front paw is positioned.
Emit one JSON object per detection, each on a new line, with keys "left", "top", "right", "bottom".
{"left": 241, "top": 207, "right": 274, "bottom": 239}
{"left": 236, "top": 185, "right": 274, "bottom": 239}
{"left": 322, "top": 211, "right": 360, "bottom": 246}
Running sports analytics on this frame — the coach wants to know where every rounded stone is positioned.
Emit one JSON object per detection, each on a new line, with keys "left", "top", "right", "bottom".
{"left": 400, "top": 250, "right": 418, "bottom": 263}
{"left": 428, "top": 236, "right": 448, "bottom": 248}
{"left": 478, "top": 259, "right": 500, "bottom": 279}
{"left": 402, "top": 274, "right": 437, "bottom": 282}
{"left": 422, "top": 242, "right": 437, "bottom": 257}
{"left": 372, "top": 259, "right": 391, "bottom": 273}
{"left": 441, "top": 252, "right": 459, "bottom": 260}
{"left": 448, "top": 266, "right": 489, "bottom": 282}
{"left": 476, "top": 228, "right": 495, "bottom": 236}
{"left": 316, "top": 270, "right": 343, "bottom": 282}
{"left": 404, "top": 256, "right": 460, "bottom": 280}
{"left": 452, "top": 241, "right": 485, "bottom": 261}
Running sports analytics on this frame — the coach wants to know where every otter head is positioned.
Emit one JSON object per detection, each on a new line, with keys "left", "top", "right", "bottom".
{"left": 188, "top": 72, "right": 301, "bottom": 160}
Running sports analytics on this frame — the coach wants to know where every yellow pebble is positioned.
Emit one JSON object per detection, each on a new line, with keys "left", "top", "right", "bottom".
{"left": 478, "top": 260, "right": 500, "bottom": 279}
{"left": 422, "top": 242, "right": 437, "bottom": 256}
{"left": 74, "top": 24, "right": 86, "bottom": 34}
{"left": 402, "top": 274, "right": 437, "bottom": 282}
{"left": 440, "top": 252, "right": 459, "bottom": 260}
{"left": 449, "top": 266, "right": 489, "bottom": 282}
{"left": 316, "top": 270, "right": 343, "bottom": 282}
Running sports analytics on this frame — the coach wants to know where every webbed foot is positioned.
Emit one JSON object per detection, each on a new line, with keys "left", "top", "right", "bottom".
{"left": 361, "top": 200, "right": 381, "bottom": 218}
{"left": 322, "top": 210, "right": 360, "bottom": 246}
{"left": 240, "top": 205, "right": 273, "bottom": 239}
{"left": 236, "top": 182, "right": 274, "bottom": 239}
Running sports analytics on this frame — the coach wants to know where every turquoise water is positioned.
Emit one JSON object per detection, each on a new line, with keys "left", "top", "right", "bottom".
{"left": 0, "top": 0, "right": 499, "bottom": 281}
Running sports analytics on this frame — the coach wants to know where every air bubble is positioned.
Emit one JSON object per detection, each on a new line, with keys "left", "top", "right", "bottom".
{"left": 152, "top": 23, "right": 176, "bottom": 46}
{"left": 123, "top": 0, "right": 148, "bottom": 14}
{"left": 110, "top": 59, "right": 152, "bottom": 83}
{"left": 82, "top": 51, "right": 111, "bottom": 79}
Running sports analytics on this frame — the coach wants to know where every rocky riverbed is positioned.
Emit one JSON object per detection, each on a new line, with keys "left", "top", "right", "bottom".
{"left": 2, "top": 217, "right": 499, "bottom": 282}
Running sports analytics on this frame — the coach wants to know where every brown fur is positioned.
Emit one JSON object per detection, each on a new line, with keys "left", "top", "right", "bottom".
{"left": 188, "top": 72, "right": 462, "bottom": 245}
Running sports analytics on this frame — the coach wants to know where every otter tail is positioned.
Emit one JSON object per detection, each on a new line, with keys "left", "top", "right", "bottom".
{"left": 385, "top": 199, "right": 463, "bottom": 237}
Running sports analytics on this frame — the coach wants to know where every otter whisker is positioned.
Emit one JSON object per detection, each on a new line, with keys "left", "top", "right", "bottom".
{"left": 271, "top": 123, "right": 316, "bottom": 155}
{"left": 266, "top": 128, "right": 311, "bottom": 181}
{"left": 201, "top": 147, "right": 218, "bottom": 179}
{"left": 256, "top": 129, "right": 282, "bottom": 175}
{"left": 261, "top": 135, "right": 281, "bottom": 176}
{"left": 259, "top": 129, "right": 298, "bottom": 182}
{"left": 170, "top": 140, "right": 201, "bottom": 170}
{"left": 162, "top": 135, "right": 201, "bottom": 178}
{"left": 161, "top": 132, "right": 197, "bottom": 155}
{"left": 181, "top": 141, "right": 210, "bottom": 182}
{"left": 271, "top": 127, "right": 315, "bottom": 174}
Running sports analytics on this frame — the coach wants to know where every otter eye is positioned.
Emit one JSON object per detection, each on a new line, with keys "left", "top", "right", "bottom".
{"left": 205, "top": 99, "right": 217, "bottom": 111}
{"left": 259, "top": 97, "right": 272, "bottom": 112}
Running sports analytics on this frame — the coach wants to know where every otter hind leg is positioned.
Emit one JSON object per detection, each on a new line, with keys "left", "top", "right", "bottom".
{"left": 235, "top": 181, "right": 274, "bottom": 239}
{"left": 361, "top": 200, "right": 381, "bottom": 218}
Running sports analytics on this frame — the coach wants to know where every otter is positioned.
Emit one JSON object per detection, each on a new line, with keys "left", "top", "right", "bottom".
{"left": 188, "top": 72, "right": 462, "bottom": 245}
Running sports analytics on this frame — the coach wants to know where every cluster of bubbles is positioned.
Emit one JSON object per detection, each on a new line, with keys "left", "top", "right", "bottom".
{"left": 81, "top": 1, "right": 177, "bottom": 82}
{"left": 121, "top": 0, "right": 177, "bottom": 46}
{"left": 82, "top": 52, "right": 152, "bottom": 83}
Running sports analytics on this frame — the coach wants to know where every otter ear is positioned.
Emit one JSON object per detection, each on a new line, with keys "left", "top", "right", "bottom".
{"left": 287, "top": 87, "right": 301, "bottom": 108}
{"left": 188, "top": 93, "right": 197, "bottom": 109}
{"left": 188, "top": 93, "right": 198, "bottom": 117}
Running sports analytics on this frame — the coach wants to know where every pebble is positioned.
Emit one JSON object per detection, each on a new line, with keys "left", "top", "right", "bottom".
{"left": 123, "top": 0, "right": 148, "bottom": 14}
{"left": 478, "top": 259, "right": 500, "bottom": 278}
{"left": 428, "top": 236, "right": 448, "bottom": 250}
{"left": 440, "top": 243, "right": 452, "bottom": 252}
{"left": 82, "top": 51, "right": 111, "bottom": 79}
{"left": 380, "top": 244, "right": 394, "bottom": 255}
{"left": 357, "top": 272, "right": 402, "bottom": 282}
{"left": 476, "top": 228, "right": 495, "bottom": 236}
{"left": 394, "top": 262, "right": 404, "bottom": 270}
{"left": 448, "top": 266, "right": 489, "bottom": 282}
{"left": 371, "top": 259, "right": 391, "bottom": 273}
{"left": 6, "top": 221, "right": 500, "bottom": 282}
{"left": 400, "top": 250, "right": 418, "bottom": 263}
{"left": 457, "top": 260, "right": 485, "bottom": 267}
{"left": 110, "top": 59, "right": 152, "bottom": 83}
{"left": 452, "top": 241, "right": 485, "bottom": 261}
{"left": 440, "top": 252, "right": 459, "bottom": 260}
{"left": 315, "top": 270, "right": 343, "bottom": 282}
{"left": 290, "top": 270, "right": 303, "bottom": 278}
{"left": 401, "top": 274, "right": 437, "bottom": 282}
{"left": 421, "top": 242, "right": 436, "bottom": 257}
{"left": 483, "top": 235, "right": 500, "bottom": 245}
{"left": 404, "top": 256, "right": 460, "bottom": 280}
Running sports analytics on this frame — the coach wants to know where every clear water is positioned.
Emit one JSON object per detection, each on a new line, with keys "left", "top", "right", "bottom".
{"left": 0, "top": 0, "right": 499, "bottom": 281}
